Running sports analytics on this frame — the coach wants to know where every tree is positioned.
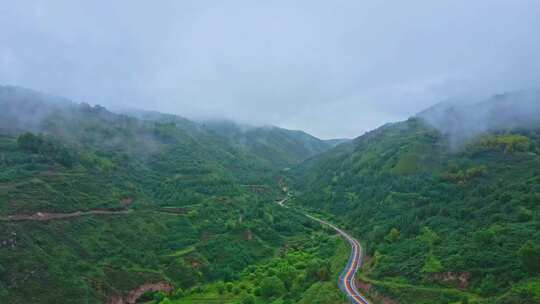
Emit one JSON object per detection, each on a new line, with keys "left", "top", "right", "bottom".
{"left": 276, "top": 264, "right": 297, "bottom": 290}
{"left": 306, "top": 259, "right": 330, "bottom": 282}
{"left": 165, "top": 258, "right": 199, "bottom": 288}
{"left": 241, "top": 293, "right": 255, "bottom": 304}
{"left": 159, "top": 298, "right": 173, "bottom": 304}
{"left": 16, "top": 132, "right": 76, "bottom": 167}
{"left": 216, "top": 281, "right": 225, "bottom": 294}
{"left": 439, "top": 294, "right": 450, "bottom": 304}
{"left": 259, "top": 276, "right": 285, "bottom": 299}
{"left": 298, "top": 282, "right": 343, "bottom": 304}
{"left": 17, "top": 132, "right": 42, "bottom": 152}
{"left": 154, "top": 291, "right": 167, "bottom": 302}
{"left": 172, "top": 288, "right": 184, "bottom": 299}
{"left": 518, "top": 242, "right": 540, "bottom": 274}
{"left": 473, "top": 229, "right": 495, "bottom": 246}
{"left": 226, "top": 282, "right": 234, "bottom": 292}
{"left": 517, "top": 207, "right": 533, "bottom": 222}
{"left": 419, "top": 226, "right": 439, "bottom": 248}
{"left": 385, "top": 228, "right": 400, "bottom": 243}
{"left": 55, "top": 147, "right": 76, "bottom": 167}
{"left": 0, "top": 287, "right": 7, "bottom": 299}
{"left": 421, "top": 252, "right": 444, "bottom": 273}
{"left": 479, "top": 274, "right": 497, "bottom": 296}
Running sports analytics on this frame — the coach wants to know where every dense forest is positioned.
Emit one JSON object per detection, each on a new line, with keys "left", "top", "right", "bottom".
{"left": 201, "top": 120, "right": 335, "bottom": 168}
{"left": 290, "top": 91, "right": 540, "bottom": 303}
{"left": 2, "top": 85, "right": 540, "bottom": 304}
{"left": 0, "top": 86, "right": 343, "bottom": 303}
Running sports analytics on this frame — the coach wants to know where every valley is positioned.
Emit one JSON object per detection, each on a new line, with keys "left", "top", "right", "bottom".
{"left": 303, "top": 213, "right": 369, "bottom": 304}
{"left": 290, "top": 91, "right": 540, "bottom": 303}
{"left": 277, "top": 191, "right": 369, "bottom": 303}
{"left": 1, "top": 86, "right": 540, "bottom": 304}
{"left": 0, "top": 86, "right": 348, "bottom": 304}
{"left": 3, "top": 2, "right": 540, "bottom": 303}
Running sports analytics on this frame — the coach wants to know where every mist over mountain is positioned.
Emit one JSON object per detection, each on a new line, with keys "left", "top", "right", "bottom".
{"left": 0, "top": 85, "right": 335, "bottom": 168}
{"left": 0, "top": 82, "right": 367, "bottom": 303}
{"left": 3, "top": 1, "right": 540, "bottom": 138}
{"left": 290, "top": 89, "right": 540, "bottom": 303}
{"left": 201, "top": 120, "right": 333, "bottom": 167}
{"left": 418, "top": 89, "right": 540, "bottom": 146}
{"left": 323, "top": 138, "right": 351, "bottom": 147}
{"left": 0, "top": 85, "right": 73, "bottom": 133}
{"left": 3, "top": 1, "right": 540, "bottom": 303}
{"left": 3, "top": 82, "right": 540, "bottom": 303}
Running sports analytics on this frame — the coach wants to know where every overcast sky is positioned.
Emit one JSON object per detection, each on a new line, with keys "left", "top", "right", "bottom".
{"left": 1, "top": 1, "right": 540, "bottom": 138}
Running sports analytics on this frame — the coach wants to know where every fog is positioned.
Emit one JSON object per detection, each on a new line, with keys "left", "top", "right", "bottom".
{"left": 418, "top": 89, "right": 540, "bottom": 147}
{"left": 2, "top": 1, "right": 540, "bottom": 138}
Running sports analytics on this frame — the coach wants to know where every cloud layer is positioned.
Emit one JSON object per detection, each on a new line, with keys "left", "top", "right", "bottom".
{"left": 2, "top": 1, "right": 540, "bottom": 138}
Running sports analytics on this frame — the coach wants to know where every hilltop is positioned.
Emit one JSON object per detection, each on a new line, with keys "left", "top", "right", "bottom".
{"left": 290, "top": 90, "right": 540, "bottom": 303}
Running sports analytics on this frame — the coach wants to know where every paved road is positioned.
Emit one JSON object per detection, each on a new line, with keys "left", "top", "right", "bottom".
{"left": 277, "top": 198, "right": 370, "bottom": 304}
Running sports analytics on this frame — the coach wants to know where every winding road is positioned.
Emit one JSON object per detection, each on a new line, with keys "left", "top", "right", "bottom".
{"left": 278, "top": 197, "right": 370, "bottom": 304}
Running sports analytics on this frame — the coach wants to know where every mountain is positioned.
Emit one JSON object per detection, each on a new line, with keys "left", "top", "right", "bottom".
{"left": 201, "top": 120, "right": 334, "bottom": 168}
{"left": 323, "top": 138, "right": 351, "bottom": 147}
{"left": 290, "top": 90, "right": 540, "bottom": 304}
{"left": 418, "top": 89, "right": 540, "bottom": 146}
{"left": 4, "top": 85, "right": 540, "bottom": 304}
{"left": 0, "top": 86, "right": 343, "bottom": 303}
{"left": 0, "top": 86, "right": 281, "bottom": 213}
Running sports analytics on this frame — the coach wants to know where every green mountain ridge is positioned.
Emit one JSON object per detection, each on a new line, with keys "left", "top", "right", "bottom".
{"left": 289, "top": 90, "right": 540, "bottom": 303}
{"left": 201, "top": 120, "right": 335, "bottom": 168}
{"left": 0, "top": 86, "right": 342, "bottom": 303}
{"left": 417, "top": 89, "right": 540, "bottom": 146}
{"left": 323, "top": 138, "right": 351, "bottom": 148}
{"left": 2, "top": 85, "right": 540, "bottom": 304}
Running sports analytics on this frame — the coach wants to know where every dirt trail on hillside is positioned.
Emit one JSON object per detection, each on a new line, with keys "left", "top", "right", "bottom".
{"left": 0, "top": 209, "right": 133, "bottom": 222}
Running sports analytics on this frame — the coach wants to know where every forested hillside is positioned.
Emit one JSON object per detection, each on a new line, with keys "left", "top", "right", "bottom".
{"left": 3, "top": 85, "right": 540, "bottom": 304}
{"left": 0, "top": 86, "right": 343, "bottom": 303}
{"left": 201, "top": 120, "right": 333, "bottom": 168}
{"left": 291, "top": 91, "right": 540, "bottom": 303}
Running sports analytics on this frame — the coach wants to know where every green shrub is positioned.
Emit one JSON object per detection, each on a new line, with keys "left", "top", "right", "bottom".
{"left": 241, "top": 293, "right": 255, "bottom": 304}
{"left": 259, "top": 276, "right": 285, "bottom": 299}
{"left": 519, "top": 242, "right": 540, "bottom": 274}
{"left": 226, "top": 282, "right": 234, "bottom": 293}
{"left": 216, "top": 281, "right": 225, "bottom": 294}
{"left": 479, "top": 274, "right": 498, "bottom": 296}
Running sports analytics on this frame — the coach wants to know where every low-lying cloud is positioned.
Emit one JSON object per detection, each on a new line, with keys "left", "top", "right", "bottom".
{"left": 418, "top": 89, "right": 540, "bottom": 146}
{"left": 2, "top": 1, "right": 540, "bottom": 138}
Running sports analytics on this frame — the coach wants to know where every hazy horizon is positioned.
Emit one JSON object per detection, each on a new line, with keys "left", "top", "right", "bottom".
{"left": 2, "top": 1, "right": 540, "bottom": 138}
